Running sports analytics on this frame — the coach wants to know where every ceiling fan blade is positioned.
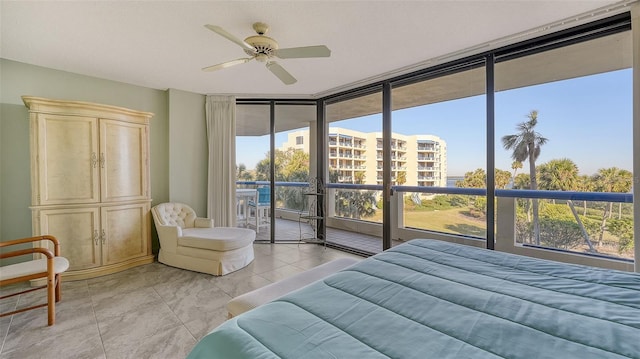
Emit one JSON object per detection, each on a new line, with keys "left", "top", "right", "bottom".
{"left": 204, "top": 24, "right": 255, "bottom": 52}
{"left": 266, "top": 62, "right": 297, "bottom": 85}
{"left": 275, "top": 45, "right": 331, "bottom": 59}
{"left": 202, "top": 57, "right": 253, "bottom": 72}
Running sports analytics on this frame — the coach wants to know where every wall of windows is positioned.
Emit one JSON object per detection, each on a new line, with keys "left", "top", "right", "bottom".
{"left": 235, "top": 11, "right": 638, "bottom": 270}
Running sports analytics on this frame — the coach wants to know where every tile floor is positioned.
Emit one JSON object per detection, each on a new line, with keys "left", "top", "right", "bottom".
{"left": 0, "top": 243, "right": 364, "bottom": 359}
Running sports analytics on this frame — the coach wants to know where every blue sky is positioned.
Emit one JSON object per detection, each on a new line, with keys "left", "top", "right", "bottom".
{"left": 238, "top": 69, "right": 632, "bottom": 177}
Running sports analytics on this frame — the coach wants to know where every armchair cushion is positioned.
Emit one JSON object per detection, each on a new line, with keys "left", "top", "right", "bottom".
{"left": 179, "top": 227, "right": 255, "bottom": 251}
{"left": 0, "top": 257, "right": 70, "bottom": 282}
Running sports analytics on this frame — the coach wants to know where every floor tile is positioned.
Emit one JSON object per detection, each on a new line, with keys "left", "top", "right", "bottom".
{"left": 2, "top": 298, "right": 98, "bottom": 354}
{"left": 258, "top": 264, "right": 308, "bottom": 282}
{"left": 212, "top": 272, "right": 273, "bottom": 298}
{"left": 99, "top": 300, "right": 182, "bottom": 353}
{"left": 244, "top": 254, "right": 289, "bottom": 274}
{"left": 0, "top": 325, "right": 105, "bottom": 359}
{"left": 92, "top": 286, "right": 161, "bottom": 322}
{"left": 103, "top": 324, "right": 195, "bottom": 359}
{"left": 183, "top": 306, "right": 229, "bottom": 340}
{"left": 157, "top": 277, "right": 232, "bottom": 325}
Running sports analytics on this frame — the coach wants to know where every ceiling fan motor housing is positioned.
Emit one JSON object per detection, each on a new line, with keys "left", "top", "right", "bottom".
{"left": 244, "top": 35, "right": 279, "bottom": 60}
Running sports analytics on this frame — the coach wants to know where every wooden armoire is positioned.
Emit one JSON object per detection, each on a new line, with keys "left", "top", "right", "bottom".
{"left": 23, "top": 96, "right": 154, "bottom": 280}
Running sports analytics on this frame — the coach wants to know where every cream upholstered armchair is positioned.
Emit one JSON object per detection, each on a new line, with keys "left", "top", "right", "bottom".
{"left": 151, "top": 202, "right": 256, "bottom": 276}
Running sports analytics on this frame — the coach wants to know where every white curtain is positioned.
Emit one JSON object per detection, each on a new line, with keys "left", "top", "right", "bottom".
{"left": 205, "top": 95, "right": 237, "bottom": 227}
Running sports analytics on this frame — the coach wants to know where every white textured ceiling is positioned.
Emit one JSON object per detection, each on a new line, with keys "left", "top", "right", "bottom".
{"left": 0, "top": 1, "right": 629, "bottom": 98}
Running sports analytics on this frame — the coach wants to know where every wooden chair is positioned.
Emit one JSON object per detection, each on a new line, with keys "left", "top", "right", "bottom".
{"left": 0, "top": 235, "right": 70, "bottom": 326}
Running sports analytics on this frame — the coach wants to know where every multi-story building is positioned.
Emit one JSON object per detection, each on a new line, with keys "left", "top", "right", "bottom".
{"left": 280, "top": 127, "right": 447, "bottom": 187}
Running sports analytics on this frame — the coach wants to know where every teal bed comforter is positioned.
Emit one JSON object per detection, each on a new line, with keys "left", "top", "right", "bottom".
{"left": 187, "top": 239, "right": 640, "bottom": 358}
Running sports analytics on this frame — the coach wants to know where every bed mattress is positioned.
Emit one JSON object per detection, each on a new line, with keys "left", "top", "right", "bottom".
{"left": 187, "top": 239, "right": 640, "bottom": 359}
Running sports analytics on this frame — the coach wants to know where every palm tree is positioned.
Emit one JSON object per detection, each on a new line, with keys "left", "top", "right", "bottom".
{"left": 512, "top": 173, "right": 531, "bottom": 190}
{"left": 538, "top": 158, "right": 594, "bottom": 251}
{"left": 395, "top": 171, "right": 407, "bottom": 186}
{"left": 511, "top": 161, "right": 523, "bottom": 182}
{"left": 502, "top": 110, "right": 548, "bottom": 244}
{"left": 576, "top": 175, "right": 593, "bottom": 216}
{"left": 495, "top": 169, "right": 512, "bottom": 189}
{"left": 236, "top": 163, "right": 255, "bottom": 182}
{"left": 538, "top": 158, "right": 578, "bottom": 195}
{"left": 457, "top": 168, "right": 486, "bottom": 188}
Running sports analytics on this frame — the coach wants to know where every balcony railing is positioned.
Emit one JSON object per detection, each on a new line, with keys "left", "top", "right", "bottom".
{"left": 237, "top": 181, "right": 635, "bottom": 269}
{"left": 394, "top": 186, "right": 634, "bottom": 265}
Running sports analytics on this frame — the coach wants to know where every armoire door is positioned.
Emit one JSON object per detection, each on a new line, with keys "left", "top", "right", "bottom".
{"left": 37, "top": 207, "right": 101, "bottom": 271}
{"left": 100, "top": 203, "right": 149, "bottom": 266}
{"left": 35, "top": 114, "right": 100, "bottom": 205}
{"left": 99, "top": 119, "right": 149, "bottom": 202}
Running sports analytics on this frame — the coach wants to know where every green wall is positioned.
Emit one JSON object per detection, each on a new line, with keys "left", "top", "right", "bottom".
{"left": 0, "top": 59, "right": 186, "bottom": 259}
{"left": 167, "top": 89, "right": 208, "bottom": 216}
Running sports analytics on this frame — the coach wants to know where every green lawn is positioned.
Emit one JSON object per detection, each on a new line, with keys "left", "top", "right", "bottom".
{"left": 404, "top": 207, "right": 487, "bottom": 237}
{"left": 368, "top": 206, "right": 487, "bottom": 237}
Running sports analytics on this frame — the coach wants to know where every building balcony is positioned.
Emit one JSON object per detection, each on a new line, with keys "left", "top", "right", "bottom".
{"left": 417, "top": 148, "right": 436, "bottom": 152}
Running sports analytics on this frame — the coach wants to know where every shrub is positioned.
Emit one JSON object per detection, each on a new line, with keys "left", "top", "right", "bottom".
{"left": 607, "top": 218, "right": 634, "bottom": 253}
{"left": 539, "top": 217, "right": 583, "bottom": 250}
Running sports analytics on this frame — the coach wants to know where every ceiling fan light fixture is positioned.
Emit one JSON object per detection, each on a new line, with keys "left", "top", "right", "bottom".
{"left": 252, "top": 22, "right": 270, "bottom": 35}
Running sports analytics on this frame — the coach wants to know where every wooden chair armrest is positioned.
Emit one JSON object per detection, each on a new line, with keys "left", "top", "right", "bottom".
{"left": 0, "top": 235, "right": 61, "bottom": 256}
{"left": 0, "top": 247, "right": 54, "bottom": 260}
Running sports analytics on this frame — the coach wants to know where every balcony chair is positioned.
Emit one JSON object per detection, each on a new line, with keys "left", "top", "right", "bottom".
{"left": 0, "top": 235, "right": 70, "bottom": 326}
{"left": 248, "top": 186, "right": 271, "bottom": 233}
{"left": 151, "top": 202, "right": 255, "bottom": 275}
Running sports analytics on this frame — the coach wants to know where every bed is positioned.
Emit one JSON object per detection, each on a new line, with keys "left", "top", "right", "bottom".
{"left": 187, "top": 239, "right": 640, "bottom": 359}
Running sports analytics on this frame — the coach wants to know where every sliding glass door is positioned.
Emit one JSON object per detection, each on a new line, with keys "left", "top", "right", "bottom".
{"left": 236, "top": 103, "right": 272, "bottom": 240}
{"left": 324, "top": 89, "right": 384, "bottom": 253}
{"left": 391, "top": 63, "right": 487, "bottom": 244}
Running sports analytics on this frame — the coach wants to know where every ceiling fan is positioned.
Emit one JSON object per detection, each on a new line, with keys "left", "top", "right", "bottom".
{"left": 202, "top": 22, "right": 331, "bottom": 85}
